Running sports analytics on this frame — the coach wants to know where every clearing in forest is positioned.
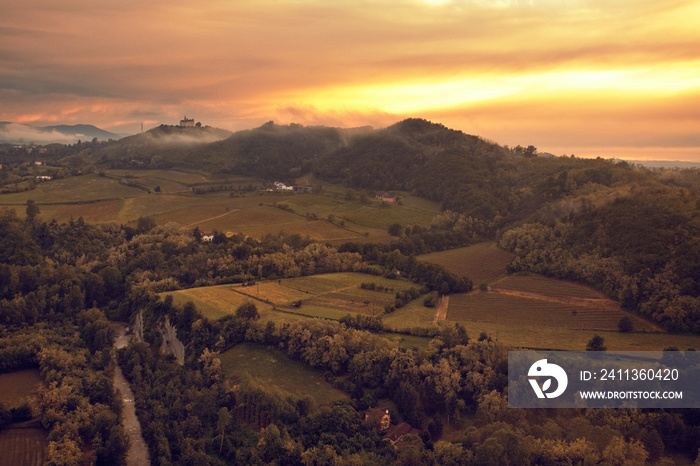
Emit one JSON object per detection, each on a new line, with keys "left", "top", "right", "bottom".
{"left": 236, "top": 272, "right": 418, "bottom": 319}
{"left": 166, "top": 272, "right": 421, "bottom": 322}
{"left": 219, "top": 343, "right": 348, "bottom": 406}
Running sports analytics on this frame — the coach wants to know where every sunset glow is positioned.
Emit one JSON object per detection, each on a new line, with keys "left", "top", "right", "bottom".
{"left": 1, "top": 0, "right": 699, "bottom": 160}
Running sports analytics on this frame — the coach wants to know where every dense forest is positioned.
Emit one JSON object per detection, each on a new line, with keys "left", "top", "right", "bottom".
{"left": 2, "top": 210, "right": 700, "bottom": 464}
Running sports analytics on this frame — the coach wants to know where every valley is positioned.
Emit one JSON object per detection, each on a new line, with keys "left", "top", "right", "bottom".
{"left": 2, "top": 119, "right": 700, "bottom": 464}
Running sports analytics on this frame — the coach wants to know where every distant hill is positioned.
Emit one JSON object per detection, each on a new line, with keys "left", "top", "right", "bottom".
{"left": 0, "top": 122, "right": 126, "bottom": 144}
{"left": 39, "top": 124, "right": 126, "bottom": 141}
{"left": 93, "top": 121, "right": 341, "bottom": 177}
{"left": 93, "top": 124, "right": 234, "bottom": 168}
{"left": 619, "top": 159, "right": 700, "bottom": 170}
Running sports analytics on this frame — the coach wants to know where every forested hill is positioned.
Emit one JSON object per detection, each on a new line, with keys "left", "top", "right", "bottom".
{"left": 95, "top": 121, "right": 345, "bottom": 178}
{"left": 188, "top": 122, "right": 345, "bottom": 178}
{"left": 43, "top": 118, "right": 700, "bottom": 331}
{"left": 92, "top": 124, "right": 234, "bottom": 167}
{"left": 93, "top": 118, "right": 675, "bottom": 226}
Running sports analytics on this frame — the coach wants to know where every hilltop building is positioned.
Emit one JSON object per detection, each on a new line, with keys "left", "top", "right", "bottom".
{"left": 179, "top": 116, "right": 195, "bottom": 127}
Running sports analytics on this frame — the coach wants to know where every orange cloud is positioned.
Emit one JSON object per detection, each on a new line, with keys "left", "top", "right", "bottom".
{"left": 0, "top": 0, "right": 698, "bottom": 160}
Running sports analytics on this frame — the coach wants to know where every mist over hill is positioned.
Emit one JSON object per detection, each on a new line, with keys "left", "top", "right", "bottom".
{"left": 0, "top": 122, "right": 126, "bottom": 144}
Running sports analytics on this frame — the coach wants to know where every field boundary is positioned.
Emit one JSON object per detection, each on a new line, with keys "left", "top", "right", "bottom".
{"left": 0, "top": 197, "right": 124, "bottom": 206}
{"left": 185, "top": 208, "right": 240, "bottom": 227}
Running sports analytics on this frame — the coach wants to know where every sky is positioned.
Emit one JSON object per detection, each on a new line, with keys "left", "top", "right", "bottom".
{"left": 1, "top": 0, "right": 699, "bottom": 161}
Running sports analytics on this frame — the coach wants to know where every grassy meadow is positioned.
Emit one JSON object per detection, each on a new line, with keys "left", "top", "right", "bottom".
{"left": 168, "top": 272, "right": 420, "bottom": 322}
{"left": 0, "top": 170, "right": 439, "bottom": 242}
{"left": 219, "top": 343, "right": 349, "bottom": 405}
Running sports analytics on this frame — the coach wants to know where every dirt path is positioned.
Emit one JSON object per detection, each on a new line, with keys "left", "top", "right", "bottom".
{"left": 113, "top": 325, "right": 151, "bottom": 466}
{"left": 185, "top": 208, "right": 239, "bottom": 227}
{"left": 433, "top": 295, "right": 449, "bottom": 323}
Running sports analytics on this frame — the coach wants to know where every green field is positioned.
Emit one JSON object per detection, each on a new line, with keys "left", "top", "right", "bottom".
{"left": 381, "top": 298, "right": 436, "bottom": 329}
{"left": 164, "top": 285, "right": 272, "bottom": 321}
{"left": 450, "top": 321, "right": 700, "bottom": 351}
{"left": 384, "top": 291, "right": 700, "bottom": 351}
{"left": 418, "top": 242, "right": 515, "bottom": 285}
{"left": 0, "top": 173, "right": 143, "bottom": 205}
{"left": 282, "top": 180, "right": 441, "bottom": 231}
{"left": 0, "top": 170, "right": 440, "bottom": 241}
{"left": 219, "top": 343, "right": 349, "bottom": 405}
{"left": 105, "top": 169, "right": 210, "bottom": 185}
{"left": 161, "top": 285, "right": 315, "bottom": 325}
{"left": 236, "top": 272, "right": 417, "bottom": 318}
{"left": 165, "top": 272, "right": 420, "bottom": 322}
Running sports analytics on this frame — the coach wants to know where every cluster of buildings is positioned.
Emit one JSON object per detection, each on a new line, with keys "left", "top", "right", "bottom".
{"left": 271, "top": 181, "right": 312, "bottom": 193}
{"left": 179, "top": 116, "right": 201, "bottom": 128}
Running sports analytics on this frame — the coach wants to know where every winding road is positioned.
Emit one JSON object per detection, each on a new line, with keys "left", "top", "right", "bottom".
{"left": 113, "top": 325, "right": 151, "bottom": 466}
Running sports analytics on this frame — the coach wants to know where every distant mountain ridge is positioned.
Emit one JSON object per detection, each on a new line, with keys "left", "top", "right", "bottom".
{"left": 40, "top": 124, "right": 127, "bottom": 140}
{"left": 0, "top": 122, "right": 127, "bottom": 144}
